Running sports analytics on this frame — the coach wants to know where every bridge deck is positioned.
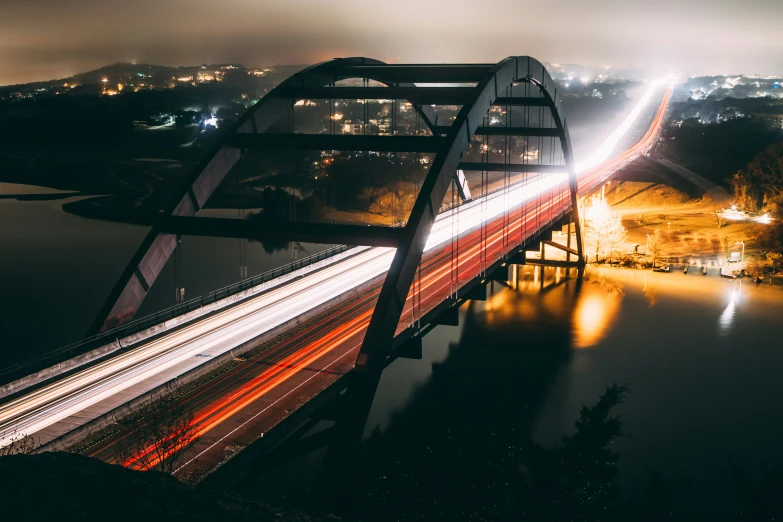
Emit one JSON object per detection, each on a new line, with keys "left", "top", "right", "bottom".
{"left": 2, "top": 85, "right": 670, "bottom": 480}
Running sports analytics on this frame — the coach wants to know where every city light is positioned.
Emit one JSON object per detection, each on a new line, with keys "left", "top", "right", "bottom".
{"left": 757, "top": 213, "right": 773, "bottom": 225}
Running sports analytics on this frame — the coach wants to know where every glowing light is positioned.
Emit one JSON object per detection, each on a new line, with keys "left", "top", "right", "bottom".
{"left": 331, "top": 112, "right": 344, "bottom": 120}
{"left": 204, "top": 116, "right": 218, "bottom": 128}
{"left": 757, "top": 213, "right": 773, "bottom": 225}
{"left": 572, "top": 288, "right": 621, "bottom": 349}
{"left": 0, "top": 82, "right": 671, "bottom": 449}
{"left": 718, "top": 286, "right": 740, "bottom": 336}
{"left": 575, "top": 81, "right": 662, "bottom": 173}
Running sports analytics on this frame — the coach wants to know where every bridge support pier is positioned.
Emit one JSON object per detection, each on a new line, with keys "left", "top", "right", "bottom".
{"left": 435, "top": 305, "right": 460, "bottom": 327}
{"left": 488, "top": 265, "right": 509, "bottom": 282}
{"left": 465, "top": 283, "right": 487, "bottom": 302}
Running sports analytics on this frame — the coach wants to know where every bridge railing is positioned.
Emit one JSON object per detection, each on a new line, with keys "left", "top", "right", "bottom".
{"left": 0, "top": 244, "right": 352, "bottom": 384}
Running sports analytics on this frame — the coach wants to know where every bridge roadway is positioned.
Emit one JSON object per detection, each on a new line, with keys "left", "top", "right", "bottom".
{"left": 0, "top": 172, "right": 568, "bottom": 448}
{"left": 0, "top": 86, "right": 671, "bottom": 469}
{"left": 100, "top": 177, "right": 574, "bottom": 472}
{"left": 88, "top": 87, "right": 672, "bottom": 474}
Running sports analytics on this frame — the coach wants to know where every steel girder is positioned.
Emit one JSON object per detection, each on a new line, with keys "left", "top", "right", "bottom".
{"left": 92, "top": 57, "right": 389, "bottom": 333}
{"left": 92, "top": 56, "right": 583, "bottom": 353}
{"left": 355, "top": 56, "right": 584, "bottom": 373}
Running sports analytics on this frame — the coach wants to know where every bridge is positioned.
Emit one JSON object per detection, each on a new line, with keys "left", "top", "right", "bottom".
{"left": 0, "top": 57, "right": 670, "bottom": 475}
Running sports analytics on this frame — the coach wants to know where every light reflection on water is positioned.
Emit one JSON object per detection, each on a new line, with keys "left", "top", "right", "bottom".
{"left": 718, "top": 283, "right": 741, "bottom": 336}
{"left": 363, "top": 265, "right": 783, "bottom": 510}
{"left": 236, "top": 265, "right": 783, "bottom": 518}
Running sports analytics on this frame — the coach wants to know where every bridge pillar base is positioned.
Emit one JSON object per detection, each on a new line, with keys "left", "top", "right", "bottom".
{"left": 397, "top": 337, "right": 423, "bottom": 360}
{"left": 435, "top": 305, "right": 459, "bottom": 326}
{"left": 465, "top": 283, "right": 487, "bottom": 301}
{"left": 488, "top": 265, "right": 509, "bottom": 282}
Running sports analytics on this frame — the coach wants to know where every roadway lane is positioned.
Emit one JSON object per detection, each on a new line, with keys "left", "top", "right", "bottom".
{"left": 92, "top": 185, "right": 572, "bottom": 473}
{"left": 0, "top": 172, "right": 565, "bottom": 448}
{"left": 146, "top": 86, "right": 672, "bottom": 475}
{"left": 1, "top": 84, "right": 670, "bottom": 456}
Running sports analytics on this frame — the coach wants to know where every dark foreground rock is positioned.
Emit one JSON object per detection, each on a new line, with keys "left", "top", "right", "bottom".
{"left": 0, "top": 452, "right": 340, "bottom": 521}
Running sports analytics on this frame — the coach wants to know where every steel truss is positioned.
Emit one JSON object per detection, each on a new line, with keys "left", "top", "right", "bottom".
{"left": 92, "top": 57, "right": 584, "bottom": 375}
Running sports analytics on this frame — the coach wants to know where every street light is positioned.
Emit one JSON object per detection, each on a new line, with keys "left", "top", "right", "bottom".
{"left": 737, "top": 241, "right": 745, "bottom": 262}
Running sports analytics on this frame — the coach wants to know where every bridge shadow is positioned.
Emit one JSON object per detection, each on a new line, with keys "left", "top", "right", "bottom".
{"left": 227, "top": 267, "right": 599, "bottom": 518}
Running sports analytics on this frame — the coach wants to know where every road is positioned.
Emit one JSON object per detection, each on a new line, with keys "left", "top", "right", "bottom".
{"left": 0, "top": 84, "right": 670, "bottom": 461}
{"left": 88, "top": 86, "right": 673, "bottom": 475}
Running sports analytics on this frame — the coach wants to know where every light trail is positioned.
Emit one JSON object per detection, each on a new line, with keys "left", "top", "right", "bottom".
{"left": 0, "top": 172, "right": 563, "bottom": 447}
{"left": 133, "top": 86, "right": 673, "bottom": 472}
{"left": 0, "top": 84, "right": 670, "bottom": 449}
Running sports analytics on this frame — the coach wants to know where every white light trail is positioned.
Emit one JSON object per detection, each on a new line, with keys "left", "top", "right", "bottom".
{"left": 0, "top": 82, "right": 664, "bottom": 447}
{"left": 0, "top": 172, "right": 567, "bottom": 447}
{"left": 575, "top": 81, "right": 661, "bottom": 173}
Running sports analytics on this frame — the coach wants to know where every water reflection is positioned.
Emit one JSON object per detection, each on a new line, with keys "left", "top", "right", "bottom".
{"left": 572, "top": 271, "right": 624, "bottom": 349}
{"left": 234, "top": 266, "right": 783, "bottom": 519}
{"left": 718, "top": 282, "right": 741, "bottom": 336}
{"left": 237, "top": 266, "right": 584, "bottom": 516}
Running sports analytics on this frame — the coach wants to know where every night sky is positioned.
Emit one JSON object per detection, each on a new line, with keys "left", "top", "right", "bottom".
{"left": 1, "top": 0, "right": 781, "bottom": 86}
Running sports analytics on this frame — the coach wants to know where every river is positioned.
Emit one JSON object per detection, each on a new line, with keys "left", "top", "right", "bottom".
{"left": 237, "top": 265, "right": 783, "bottom": 519}
{"left": 0, "top": 185, "right": 322, "bottom": 368}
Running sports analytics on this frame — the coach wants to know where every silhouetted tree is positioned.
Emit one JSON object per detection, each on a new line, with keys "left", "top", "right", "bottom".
{"left": 116, "top": 396, "right": 198, "bottom": 475}
{"left": 647, "top": 229, "right": 664, "bottom": 268}
{"left": 0, "top": 431, "right": 38, "bottom": 456}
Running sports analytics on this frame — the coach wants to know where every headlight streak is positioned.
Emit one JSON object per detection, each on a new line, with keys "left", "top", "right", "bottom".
{"left": 0, "top": 85, "right": 670, "bottom": 448}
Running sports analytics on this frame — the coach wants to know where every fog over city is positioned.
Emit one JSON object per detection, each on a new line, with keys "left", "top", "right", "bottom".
{"left": 2, "top": 0, "right": 782, "bottom": 85}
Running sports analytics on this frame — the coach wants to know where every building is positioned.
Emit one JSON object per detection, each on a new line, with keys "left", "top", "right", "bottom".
{"left": 752, "top": 112, "right": 783, "bottom": 129}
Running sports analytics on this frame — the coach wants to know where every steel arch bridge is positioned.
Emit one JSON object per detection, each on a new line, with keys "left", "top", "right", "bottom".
{"left": 92, "top": 56, "right": 584, "bottom": 373}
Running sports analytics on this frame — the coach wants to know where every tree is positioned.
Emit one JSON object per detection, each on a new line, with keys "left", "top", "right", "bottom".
{"left": 715, "top": 210, "right": 725, "bottom": 229}
{"left": 647, "top": 229, "right": 664, "bottom": 268}
{"left": 116, "top": 396, "right": 198, "bottom": 475}
{"left": 584, "top": 198, "right": 627, "bottom": 263}
{"left": 0, "top": 431, "right": 37, "bottom": 456}
{"left": 363, "top": 182, "right": 417, "bottom": 225}
{"left": 732, "top": 141, "right": 783, "bottom": 212}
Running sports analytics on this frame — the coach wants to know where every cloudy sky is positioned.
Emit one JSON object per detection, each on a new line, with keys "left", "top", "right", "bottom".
{"left": 1, "top": 0, "right": 781, "bottom": 85}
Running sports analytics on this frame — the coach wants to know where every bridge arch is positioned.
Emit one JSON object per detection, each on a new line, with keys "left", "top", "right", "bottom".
{"left": 93, "top": 56, "right": 583, "bottom": 373}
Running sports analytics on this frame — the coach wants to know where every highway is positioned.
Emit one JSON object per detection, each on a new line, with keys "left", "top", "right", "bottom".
{"left": 0, "top": 83, "right": 670, "bottom": 453}
{"left": 92, "top": 85, "right": 673, "bottom": 473}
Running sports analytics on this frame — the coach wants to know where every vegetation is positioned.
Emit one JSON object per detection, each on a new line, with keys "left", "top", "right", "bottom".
{"left": 584, "top": 197, "right": 628, "bottom": 263}
{"left": 646, "top": 229, "right": 664, "bottom": 268}
{"left": 360, "top": 181, "right": 417, "bottom": 225}
{"left": 732, "top": 141, "right": 783, "bottom": 214}
{"left": 115, "top": 396, "right": 198, "bottom": 475}
{"left": 0, "top": 432, "right": 37, "bottom": 456}
{"left": 662, "top": 107, "right": 781, "bottom": 186}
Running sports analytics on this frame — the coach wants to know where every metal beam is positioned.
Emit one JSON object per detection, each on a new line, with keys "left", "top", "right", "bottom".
{"left": 455, "top": 170, "right": 472, "bottom": 201}
{"left": 457, "top": 162, "right": 565, "bottom": 173}
{"left": 357, "top": 56, "right": 583, "bottom": 375}
{"left": 492, "top": 97, "right": 549, "bottom": 107}
{"left": 470, "top": 126, "right": 562, "bottom": 137}
{"left": 541, "top": 240, "right": 579, "bottom": 256}
{"left": 525, "top": 259, "right": 582, "bottom": 269}
{"left": 159, "top": 216, "right": 404, "bottom": 247}
{"left": 279, "top": 86, "right": 476, "bottom": 105}
{"left": 228, "top": 133, "right": 445, "bottom": 153}
{"left": 321, "top": 64, "right": 494, "bottom": 83}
